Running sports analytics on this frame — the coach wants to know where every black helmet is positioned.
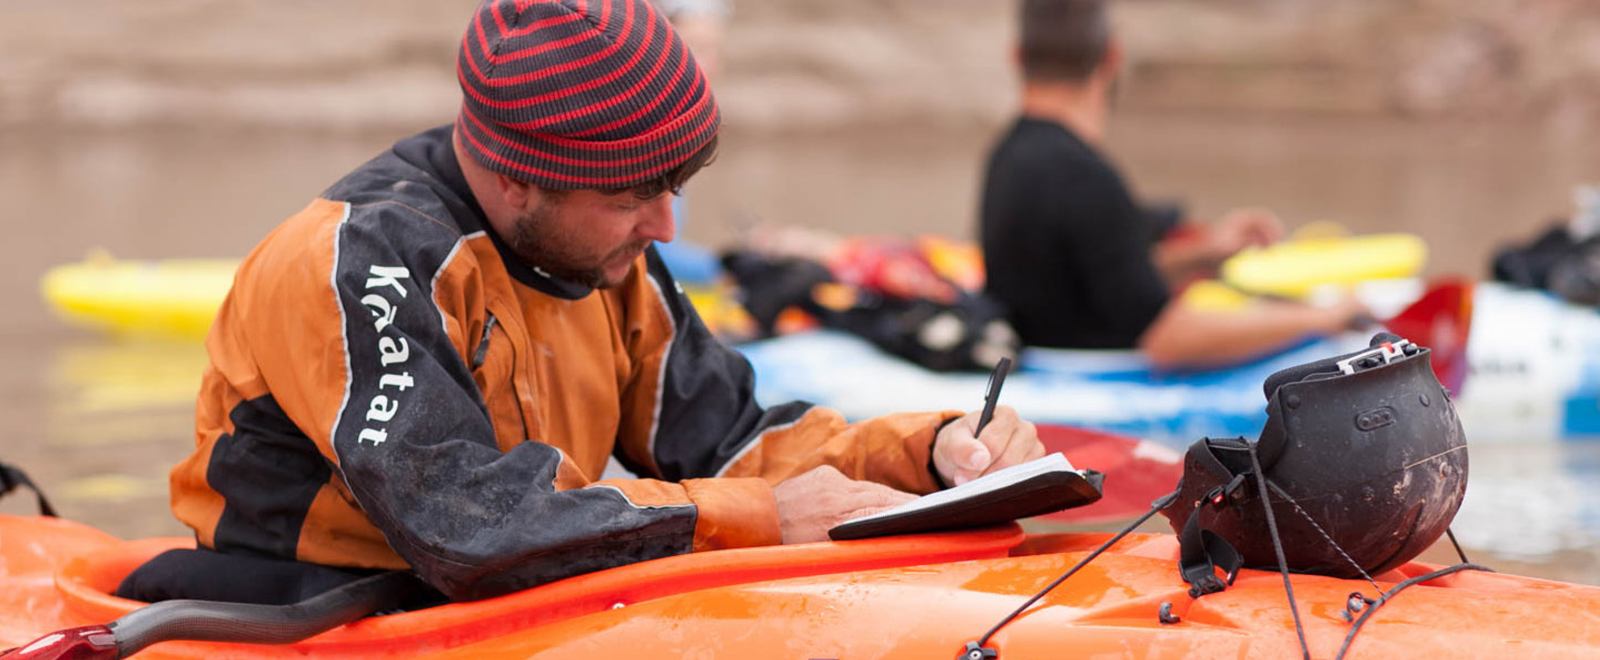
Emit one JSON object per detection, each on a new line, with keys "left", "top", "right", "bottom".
{"left": 1160, "top": 333, "right": 1469, "bottom": 595}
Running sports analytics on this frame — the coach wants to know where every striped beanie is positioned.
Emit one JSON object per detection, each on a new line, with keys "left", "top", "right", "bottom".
{"left": 456, "top": 0, "right": 720, "bottom": 190}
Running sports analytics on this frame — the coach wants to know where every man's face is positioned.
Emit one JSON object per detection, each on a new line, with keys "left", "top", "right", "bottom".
{"left": 503, "top": 189, "right": 677, "bottom": 289}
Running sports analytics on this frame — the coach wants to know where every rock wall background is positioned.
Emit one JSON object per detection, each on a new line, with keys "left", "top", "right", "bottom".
{"left": 4, "top": 0, "right": 1600, "bottom": 132}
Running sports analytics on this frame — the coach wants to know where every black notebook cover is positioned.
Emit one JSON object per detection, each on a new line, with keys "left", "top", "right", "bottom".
{"left": 828, "top": 453, "right": 1105, "bottom": 541}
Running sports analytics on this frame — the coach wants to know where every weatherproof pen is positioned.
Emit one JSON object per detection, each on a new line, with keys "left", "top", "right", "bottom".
{"left": 975, "top": 357, "right": 1013, "bottom": 435}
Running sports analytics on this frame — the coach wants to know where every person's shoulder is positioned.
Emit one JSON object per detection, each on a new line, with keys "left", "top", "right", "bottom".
{"left": 240, "top": 196, "right": 470, "bottom": 300}
{"left": 327, "top": 174, "right": 466, "bottom": 239}
{"left": 255, "top": 195, "right": 465, "bottom": 274}
{"left": 248, "top": 169, "right": 480, "bottom": 301}
{"left": 991, "top": 118, "right": 1118, "bottom": 185}
{"left": 318, "top": 127, "right": 481, "bottom": 245}
{"left": 993, "top": 117, "right": 1085, "bottom": 155}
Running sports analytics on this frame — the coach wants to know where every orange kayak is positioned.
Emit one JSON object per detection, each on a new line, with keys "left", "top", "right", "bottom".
{"left": 4, "top": 513, "right": 1599, "bottom": 658}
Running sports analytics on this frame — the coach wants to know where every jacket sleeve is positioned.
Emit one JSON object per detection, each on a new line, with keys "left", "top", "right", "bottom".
{"left": 249, "top": 201, "right": 741, "bottom": 601}
{"left": 612, "top": 248, "right": 961, "bottom": 549}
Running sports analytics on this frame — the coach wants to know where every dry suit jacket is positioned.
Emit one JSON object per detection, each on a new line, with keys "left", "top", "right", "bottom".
{"left": 169, "top": 126, "right": 956, "bottom": 601}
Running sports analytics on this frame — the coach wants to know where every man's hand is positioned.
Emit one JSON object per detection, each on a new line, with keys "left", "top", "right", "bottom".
{"left": 1209, "top": 208, "right": 1285, "bottom": 261}
{"left": 772, "top": 465, "right": 917, "bottom": 544}
{"left": 932, "top": 405, "right": 1045, "bottom": 487}
{"left": 1317, "top": 293, "right": 1377, "bottom": 333}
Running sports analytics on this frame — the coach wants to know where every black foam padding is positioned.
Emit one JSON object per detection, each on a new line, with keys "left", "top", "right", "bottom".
{"left": 1260, "top": 333, "right": 1407, "bottom": 401}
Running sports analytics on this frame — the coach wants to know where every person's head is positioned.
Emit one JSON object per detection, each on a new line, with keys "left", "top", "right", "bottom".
{"left": 1017, "top": 0, "right": 1119, "bottom": 88}
{"left": 454, "top": 0, "right": 720, "bottom": 289}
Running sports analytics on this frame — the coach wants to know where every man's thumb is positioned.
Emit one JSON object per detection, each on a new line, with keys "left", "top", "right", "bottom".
{"left": 960, "top": 441, "right": 991, "bottom": 472}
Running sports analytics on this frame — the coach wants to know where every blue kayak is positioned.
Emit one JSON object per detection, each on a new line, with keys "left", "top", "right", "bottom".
{"left": 739, "top": 283, "right": 1600, "bottom": 444}
{"left": 740, "top": 329, "right": 1356, "bottom": 444}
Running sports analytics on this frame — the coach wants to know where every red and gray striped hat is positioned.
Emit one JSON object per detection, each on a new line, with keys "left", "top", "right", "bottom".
{"left": 456, "top": 0, "right": 720, "bottom": 190}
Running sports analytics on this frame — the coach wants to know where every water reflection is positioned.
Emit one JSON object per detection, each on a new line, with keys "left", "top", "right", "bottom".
{"left": 30, "top": 338, "right": 205, "bottom": 538}
{"left": 1454, "top": 442, "right": 1600, "bottom": 567}
{"left": 49, "top": 339, "right": 206, "bottom": 417}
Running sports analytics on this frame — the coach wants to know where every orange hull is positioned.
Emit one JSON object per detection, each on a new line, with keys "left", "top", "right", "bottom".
{"left": 4, "top": 514, "right": 1599, "bottom": 658}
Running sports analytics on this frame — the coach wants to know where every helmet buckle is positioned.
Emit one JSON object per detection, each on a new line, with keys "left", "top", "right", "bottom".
{"left": 1336, "top": 338, "right": 1416, "bottom": 375}
{"left": 1223, "top": 473, "right": 1251, "bottom": 506}
{"left": 1187, "top": 574, "right": 1228, "bottom": 598}
{"left": 1204, "top": 474, "right": 1253, "bottom": 510}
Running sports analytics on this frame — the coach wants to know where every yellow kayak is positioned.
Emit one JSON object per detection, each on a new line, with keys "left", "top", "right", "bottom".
{"left": 41, "top": 254, "right": 750, "bottom": 341}
{"left": 38, "top": 231, "right": 1427, "bottom": 340}
{"left": 40, "top": 254, "right": 238, "bottom": 340}
{"left": 1222, "top": 232, "right": 1427, "bottom": 298}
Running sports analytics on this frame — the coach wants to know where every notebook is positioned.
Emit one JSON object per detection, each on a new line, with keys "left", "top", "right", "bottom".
{"left": 827, "top": 453, "right": 1104, "bottom": 541}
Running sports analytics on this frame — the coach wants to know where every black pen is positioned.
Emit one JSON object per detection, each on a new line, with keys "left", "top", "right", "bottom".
{"left": 975, "top": 357, "right": 1013, "bottom": 435}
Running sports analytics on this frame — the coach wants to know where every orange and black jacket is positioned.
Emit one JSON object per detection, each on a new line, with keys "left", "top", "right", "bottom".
{"left": 169, "top": 126, "right": 956, "bottom": 601}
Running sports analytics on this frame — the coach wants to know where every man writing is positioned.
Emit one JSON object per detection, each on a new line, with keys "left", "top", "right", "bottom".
{"left": 121, "top": 0, "right": 1045, "bottom": 605}
{"left": 982, "top": 0, "right": 1368, "bottom": 368}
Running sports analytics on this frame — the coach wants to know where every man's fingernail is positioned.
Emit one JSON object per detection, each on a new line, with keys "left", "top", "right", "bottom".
{"left": 954, "top": 474, "right": 970, "bottom": 486}
{"left": 965, "top": 447, "right": 991, "bottom": 470}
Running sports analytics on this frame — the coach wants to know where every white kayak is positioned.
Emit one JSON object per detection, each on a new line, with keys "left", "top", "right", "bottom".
{"left": 739, "top": 282, "right": 1600, "bottom": 444}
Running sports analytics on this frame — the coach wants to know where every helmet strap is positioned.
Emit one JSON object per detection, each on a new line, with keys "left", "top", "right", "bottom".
{"left": 1176, "top": 511, "right": 1243, "bottom": 597}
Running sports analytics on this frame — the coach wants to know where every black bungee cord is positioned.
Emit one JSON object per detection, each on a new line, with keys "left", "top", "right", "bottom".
{"left": 1268, "top": 482, "right": 1383, "bottom": 593}
{"left": 1445, "top": 528, "right": 1472, "bottom": 564}
{"left": 1248, "top": 439, "right": 1313, "bottom": 660}
{"left": 1333, "top": 562, "right": 1491, "bottom": 660}
{"left": 961, "top": 492, "right": 1177, "bottom": 660}
{"left": 1261, "top": 470, "right": 1491, "bottom": 659}
{"left": 1262, "top": 478, "right": 1490, "bottom": 658}
{"left": 962, "top": 441, "right": 1490, "bottom": 660}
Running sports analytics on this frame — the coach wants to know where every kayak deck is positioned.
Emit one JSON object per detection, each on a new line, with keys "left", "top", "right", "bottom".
{"left": 5, "top": 514, "right": 1600, "bottom": 658}
{"left": 441, "top": 534, "right": 1600, "bottom": 659}
{"left": 1, "top": 515, "right": 1022, "bottom": 657}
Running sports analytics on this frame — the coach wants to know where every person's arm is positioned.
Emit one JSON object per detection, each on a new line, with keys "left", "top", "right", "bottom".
{"left": 246, "top": 203, "right": 815, "bottom": 602}
{"left": 1138, "top": 295, "right": 1367, "bottom": 370}
{"left": 1152, "top": 208, "right": 1285, "bottom": 288}
{"left": 613, "top": 249, "right": 963, "bottom": 502}
{"left": 613, "top": 249, "right": 1047, "bottom": 541}
{"left": 1142, "top": 202, "right": 1186, "bottom": 240}
{"left": 1151, "top": 228, "right": 1222, "bottom": 288}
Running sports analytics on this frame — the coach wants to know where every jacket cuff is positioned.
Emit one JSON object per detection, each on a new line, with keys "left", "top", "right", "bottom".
{"left": 682, "top": 477, "right": 781, "bottom": 551}
{"left": 926, "top": 413, "right": 966, "bottom": 490}
{"left": 910, "top": 410, "right": 967, "bottom": 492}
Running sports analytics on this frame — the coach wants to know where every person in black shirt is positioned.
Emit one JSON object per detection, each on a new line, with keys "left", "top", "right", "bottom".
{"left": 981, "top": 0, "right": 1367, "bottom": 368}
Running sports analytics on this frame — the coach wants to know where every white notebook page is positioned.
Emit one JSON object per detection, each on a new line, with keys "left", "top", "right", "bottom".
{"left": 843, "top": 452, "right": 1078, "bottom": 525}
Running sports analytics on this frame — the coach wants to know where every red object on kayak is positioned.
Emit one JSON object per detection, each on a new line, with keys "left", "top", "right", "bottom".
{"left": 2, "top": 624, "right": 116, "bottom": 660}
{"left": 1034, "top": 424, "right": 1180, "bottom": 524}
{"left": 1386, "top": 278, "right": 1474, "bottom": 394}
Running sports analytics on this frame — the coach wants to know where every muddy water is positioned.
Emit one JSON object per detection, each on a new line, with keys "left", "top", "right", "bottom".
{"left": 3, "top": 114, "right": 1600, "bottom": 584}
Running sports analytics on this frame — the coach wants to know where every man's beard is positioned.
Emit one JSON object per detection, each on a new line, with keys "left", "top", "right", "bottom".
{"left": 505, "top": 202, "right": 651, "bottom": 290}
